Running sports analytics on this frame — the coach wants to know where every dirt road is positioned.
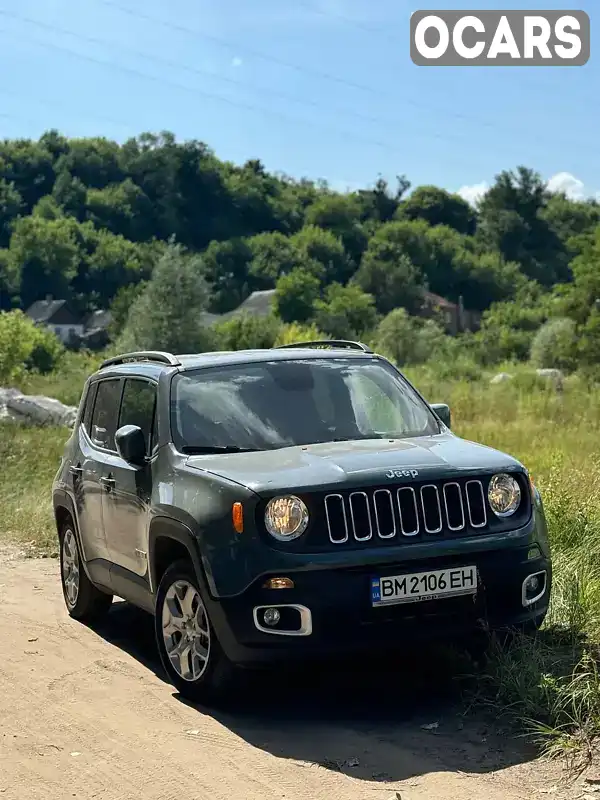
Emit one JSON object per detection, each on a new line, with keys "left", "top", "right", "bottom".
{"left": 0, "top": 555, "right": 579, "bottom": 800}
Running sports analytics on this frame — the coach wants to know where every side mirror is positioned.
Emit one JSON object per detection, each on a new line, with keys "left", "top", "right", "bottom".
{"left": 431, "top": 403, "right": 451, "bottom": 429}
{"left": 115, "top": 424, "right": 147, "bottom": 466}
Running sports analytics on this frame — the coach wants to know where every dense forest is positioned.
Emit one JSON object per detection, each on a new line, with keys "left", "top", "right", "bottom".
{"left": 1, "top": 129, "right": 599, "bottom": 382}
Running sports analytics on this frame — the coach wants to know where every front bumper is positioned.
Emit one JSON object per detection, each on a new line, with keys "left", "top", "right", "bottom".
{"left": 211, "top": 544, "right": 551, "bottom": 666}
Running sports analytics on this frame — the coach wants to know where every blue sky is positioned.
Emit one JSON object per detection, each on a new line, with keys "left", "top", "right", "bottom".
{"left": 0, "top": 0, "right": 597, "bottom": 201}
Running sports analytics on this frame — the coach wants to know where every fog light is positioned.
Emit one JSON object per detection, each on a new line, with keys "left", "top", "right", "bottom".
{"left": 522, "top": 571, "right": 547, "bottom": 607}
{"left": 263, "top": 607, "right": 281, "bottom": 627}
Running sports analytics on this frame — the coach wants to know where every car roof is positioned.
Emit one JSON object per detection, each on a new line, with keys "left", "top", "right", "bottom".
{"left": 92, "top": 347, "right": 378, "bottom": 380}
{"left": 176, "top": 348, "right": 375, "bottom": 370}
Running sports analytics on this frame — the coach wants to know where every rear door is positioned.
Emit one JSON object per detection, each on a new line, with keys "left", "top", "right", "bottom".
{"left": 101, "top": 377, "right": 157, "bottom": 579}
{"left": 74, "top": 377, "right": 123, "bottom": 564}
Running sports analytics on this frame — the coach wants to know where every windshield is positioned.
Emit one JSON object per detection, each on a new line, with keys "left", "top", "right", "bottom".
{"left": 171, "top": 357, "right": 440, "bottom": 452}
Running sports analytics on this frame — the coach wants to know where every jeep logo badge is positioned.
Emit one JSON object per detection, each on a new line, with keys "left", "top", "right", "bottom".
{"left": 386, "top": 469, "right": 419, "bottom": 479}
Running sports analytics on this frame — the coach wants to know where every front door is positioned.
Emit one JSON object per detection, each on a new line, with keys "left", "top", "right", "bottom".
{"left": 73, "top": 378, "right": 123, "bottom": 564}
{"left": 101, "top": 378, "right": 157, "bottom": 579}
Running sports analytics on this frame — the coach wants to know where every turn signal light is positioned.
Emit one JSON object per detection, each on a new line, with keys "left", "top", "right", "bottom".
{"left": 232, "top": 502, "right": 244, "bottom": 533}
{"left": 262, "top": 577, "right": 294, "bottom": 590}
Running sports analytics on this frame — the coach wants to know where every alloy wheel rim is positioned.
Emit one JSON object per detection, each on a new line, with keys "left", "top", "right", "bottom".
{"left": 162, "top": 580, "right": 211, "bottom": 682}
{"left": 62, "top": 529, "right": 80, "bottom": 609}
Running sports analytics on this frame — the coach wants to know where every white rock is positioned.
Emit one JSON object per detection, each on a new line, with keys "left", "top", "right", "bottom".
{"left": 490, "top": 372, "right": 513, "bottom": 384}
{"left": 535, "top": 368, "right": 565, "bottom": 390}
{"left": 0, "top": 387, "right": 77, "bottom": 427}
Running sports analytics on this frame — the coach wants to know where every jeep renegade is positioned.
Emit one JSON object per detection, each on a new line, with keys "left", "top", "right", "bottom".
{"left": 53, "top": 341, "right": 552, "bottom": 702}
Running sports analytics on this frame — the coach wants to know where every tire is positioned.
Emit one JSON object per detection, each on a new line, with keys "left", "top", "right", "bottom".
{"left": 154, "top": 559, "right": 237, "bottom": 705}
{"left": 59, "top": 522, "right": 113, "bottom": 622}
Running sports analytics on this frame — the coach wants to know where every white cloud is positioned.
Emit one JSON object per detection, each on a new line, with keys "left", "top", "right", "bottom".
{"left": 458, "top": 172, "right": 597, "bottom": 206}
{"left": 546, "top": 172, "right": 585, "bottom": 200}
{"left": 457, "top": 181, "right": 489, "bottom": 206}
{"left": 231, "top": 57, "right": 243, "bottom": 68}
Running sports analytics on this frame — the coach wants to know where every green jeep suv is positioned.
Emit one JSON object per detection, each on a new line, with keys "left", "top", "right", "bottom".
{"left": 52, "top": 341, "right": 552, "bottom": 702}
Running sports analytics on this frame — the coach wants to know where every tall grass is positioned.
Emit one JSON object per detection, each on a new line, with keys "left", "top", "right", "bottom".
{"left": 2, "top": 357, "right": 600, "bottom": 758}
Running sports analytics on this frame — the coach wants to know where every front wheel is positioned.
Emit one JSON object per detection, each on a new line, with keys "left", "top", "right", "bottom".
{"left": 154, "top": 560, "right": 238, "bottom": 705}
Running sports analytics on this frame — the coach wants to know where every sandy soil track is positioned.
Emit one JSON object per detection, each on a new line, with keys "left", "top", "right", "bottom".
{"left": 0, "top": 555, "right": 581, "bottom": 800}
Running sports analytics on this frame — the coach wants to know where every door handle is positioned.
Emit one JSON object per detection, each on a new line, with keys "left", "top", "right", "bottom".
{"left": 100, "top": 476, "right": 116, "bottom": 491}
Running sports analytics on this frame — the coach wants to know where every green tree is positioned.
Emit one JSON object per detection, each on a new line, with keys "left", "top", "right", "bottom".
{"left": 52, "top": 169, "right": 87, "bottom": 218}
{"left": 313, "top": 283, "right": 378, "bottom": 339}
{"left": 0, "top": 180, "right": 23, "bottom": 247}
{"left": 248, "top": 231, "right": 300, "bottom": 285}
{"left": 553, "top": 226, "right": 600, "bottom": 325}
{"left": 304, "top": 194, "right": 368, "bottom": 266}
{"left": 0, "top": 249, "right": 14, "bottom": 310}
{"left": 76, "top": 229, "right": 157, "bottom": 310}
{"left": 0, "top": 138, "right": 55, "bottom": 210}
{"left": 9, "top": 216, "right": 81, "bottom": 308}
{"left": 477, "top": 166, "right": 567, "bottom": 286}
{"left": 56, "top": 137, "right": 124, "bottom": 189}
{"left": 85, "top": 178, "right": 154, "bottom": 241}
{"left": 109, "top": 280, "right": 149, "bottom": 339}
{"left": 273, "top": 268, "right": 321, "bottom": 324}
{"left": 202, "top": 238, "right": 253, "bottom": 313}
{"left": 355, "top": 221, "right": 428, "bottom": 314}
{"left": 374, "top": 308, "right": 446, "bottom": 366}
{"left": 118, "top": 244, "right": 216, "bottom": 353}
{"left": 289, "top": 225, "right": 350, "bottom": 284}
{"left": 356, "top": 176, "right": 411, "bottom": 224}
{"left": 578, "top": 308, "right": 600, "bottom": 373}
{"left": 398, "top": 186, "right": 476, "bottom": 235}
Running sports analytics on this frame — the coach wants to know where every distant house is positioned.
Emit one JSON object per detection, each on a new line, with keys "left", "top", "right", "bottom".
{"left": 25, "top": 297, "right": 112, "bottom": 349}
{"left": 420, "top": 291, "right": 480, "bottom": 335}
{"left": 25, "top": 296, "right": 84, "bottom": 344}
{"left": 80, "top": 309, "right": 113, "bottom": 350}
{"left": 201, "top": 289, "right": 276, "bottom": 326}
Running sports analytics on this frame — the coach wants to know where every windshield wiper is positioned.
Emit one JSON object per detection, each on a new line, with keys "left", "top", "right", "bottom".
{"left": 181, "top": 445, "right": 260, "bottom": 454}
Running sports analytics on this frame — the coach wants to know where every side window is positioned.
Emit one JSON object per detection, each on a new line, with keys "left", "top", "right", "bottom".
{"left": 90, "top": 379, "right": 123, "bottom": 451}
{"left": 81, "top": 382, "right": 98, "bottom": 435}
{"left": 119, "top": 379, "right": 157, "bottom": 456}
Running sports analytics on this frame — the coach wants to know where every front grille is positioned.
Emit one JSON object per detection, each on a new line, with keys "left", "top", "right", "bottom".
{"left": 324, "top": 479, "right": 488, "bottom": 545}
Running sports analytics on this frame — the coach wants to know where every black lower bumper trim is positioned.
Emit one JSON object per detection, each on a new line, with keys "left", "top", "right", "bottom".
{"left": 210, "top": 547, "right": 552, "bottom": 666}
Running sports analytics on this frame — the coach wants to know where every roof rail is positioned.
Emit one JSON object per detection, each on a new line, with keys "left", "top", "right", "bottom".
{"left": 275, "top": 339, "right": 373, "bottom": 354}
{"left": 100, "top": 351, "right": 181, "bottom": 369}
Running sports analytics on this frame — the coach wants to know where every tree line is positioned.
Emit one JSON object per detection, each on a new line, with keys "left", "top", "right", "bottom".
{"left": 0, "top": 129, "right": 599, "bottom": 382}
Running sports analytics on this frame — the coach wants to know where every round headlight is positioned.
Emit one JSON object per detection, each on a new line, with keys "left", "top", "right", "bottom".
{"left": 488, "top": 473, "right": 521, "bottom": 517}
{"left": 265, "top": 496, "right": 309, "bottom": 541}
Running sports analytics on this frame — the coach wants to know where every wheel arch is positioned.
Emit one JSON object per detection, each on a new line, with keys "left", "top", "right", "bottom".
{"left": 148, "top": 516, "right": 208, "bottom": 597}
{"left": 53, "top": 490, "right": 94, "bottom": 580}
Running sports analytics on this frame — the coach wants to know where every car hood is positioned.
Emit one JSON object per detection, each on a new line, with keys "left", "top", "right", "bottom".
{"left": 184, "top": 434, "right": 524, "bottom": 495}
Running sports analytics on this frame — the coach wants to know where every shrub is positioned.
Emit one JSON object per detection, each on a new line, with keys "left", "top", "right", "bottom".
{"left": 0, "top": 309, "right": 63, "bottom": 384}
{"left": 373, "top": 308, "right": 446, "bottom": 366}
{"left": 274, "top": 321, "right": 326, "bottom": 347}
{"left": 213, "top": 313, "right": 281, "bottom": 351}
{"left": 530, "top": 317, "right": 578, "bottom": 372}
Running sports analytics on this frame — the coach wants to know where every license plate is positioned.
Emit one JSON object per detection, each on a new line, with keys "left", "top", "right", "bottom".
{"left": 371, "top": 565, "right": 477, "bottom": 607}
